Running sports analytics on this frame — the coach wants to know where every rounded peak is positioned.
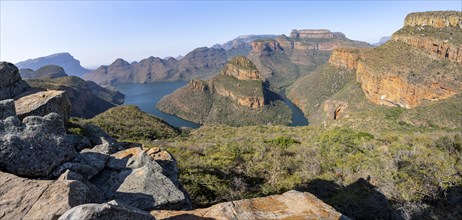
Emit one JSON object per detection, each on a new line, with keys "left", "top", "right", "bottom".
{"left": 221, "top": 56, "right": 261, "bottom": 80}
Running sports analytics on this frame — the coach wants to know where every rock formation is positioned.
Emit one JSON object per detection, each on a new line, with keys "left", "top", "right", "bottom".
{"left": 15, "top": 90, "right": 71, "bottom": 120}
{"left": 248, "top": 30, "right": 372, "bottom": 88}
{"left": 58, "top": 201, "right": 155, "bottom": 220}
{"left": 0, "top": 171, "right": 99, "bottom": 220}
{"left": 157, "top": 56, "right": 291, "bottom": 126}
{"left": 326, "top": 11, "right": 462, "bottom": 109}
{"left": 151, "top": 190, "right": 348, "bottom": 220}
{"left": 15, "top": 52, "right": 91, "bottom": 76}
{"left": 0, "top": 62, "right": 30, "bottom": 100}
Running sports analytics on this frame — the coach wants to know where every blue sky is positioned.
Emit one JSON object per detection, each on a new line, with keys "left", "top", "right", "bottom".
{"left": 1, "top": 1, "right": 460, "bottom": 68}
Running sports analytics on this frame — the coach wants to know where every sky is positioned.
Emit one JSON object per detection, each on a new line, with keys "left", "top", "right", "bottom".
{"left": 1, "top": 1, "right": 460, "bottom": 68}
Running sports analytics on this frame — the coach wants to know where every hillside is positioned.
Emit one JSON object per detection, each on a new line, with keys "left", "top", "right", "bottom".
{"left": 287, "top": 11, "right": 462, "bottom": 128}
{"left": 157, "top": 56, "right": 291, "bottom": 126}
{"left": 248, "top": 29, "right": 372, "bottom": 89}
{"left": 19, "top": 65, "right": 68, "bottom": 79}
{"left": 26, "top": 76, "right": 125, "bottom": 118}
{"left": 15, "top": 52, "right": 91, "bottom": 76}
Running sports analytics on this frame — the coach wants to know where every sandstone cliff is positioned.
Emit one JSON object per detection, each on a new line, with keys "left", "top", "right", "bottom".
{"left": 326, "top": 11, "right": 462, "bottom": 109}
{"left": 157, "top": 56, "right": 291, "bottom": 126}
{"left": 248, "top": 30, "right": 372, "bottom": 88}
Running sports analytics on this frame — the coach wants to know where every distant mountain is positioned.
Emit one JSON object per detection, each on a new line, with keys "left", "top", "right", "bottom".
{"left": 83, "top": 47, "right": 230, "bottom": 85}
{"left": 19, "top": 65, "right": 67, "bottom": 79}
{"left": 15, "top": 53, "right": 91, "bottom": 76}
{"left": 372, "top": 36, "right": 391, "bottom": 46}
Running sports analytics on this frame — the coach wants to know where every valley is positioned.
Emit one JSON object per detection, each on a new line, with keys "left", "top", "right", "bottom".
{"left": 0, "top": 5, "right": 461, "bottom": 220}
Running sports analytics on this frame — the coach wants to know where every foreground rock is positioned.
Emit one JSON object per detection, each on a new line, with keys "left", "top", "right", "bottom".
{"left": 91, "top": 147, "right": 191, "bottom": 210}
{"left": 58, "top": 201, "right": 154, "bottom": 220}
{"left": 0, "top": 62, "right": 30, "bottom": 100}
{"left": 0, "top": 110, "right": 76, "bottom": 177}
{"left": 15, "top": 90, "right": 71, "bottom": 120}
{"left": 0, "top": 171, "right": 97, "bottom": 220}
{"left": 152, "top": 190, "right": 348, "bottom": 220}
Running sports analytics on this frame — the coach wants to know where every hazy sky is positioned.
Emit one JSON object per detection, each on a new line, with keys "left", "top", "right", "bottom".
{"left": 1, "top": 1, "right": 460, "bottom": 68}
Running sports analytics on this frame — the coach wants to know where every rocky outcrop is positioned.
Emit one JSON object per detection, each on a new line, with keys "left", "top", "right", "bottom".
{"left": 324, "top": 100, "right": 349, "bottom": 120}
{"left": 392, "top": 33, "right": 462, "bottom": 64}
{"left": 250, "top": 40, "right": 284, "bottom": 56}
{"left": 0, "top": 62, "right": 30, "bottom": 100}
{"left": 157, "top": 57, "right": 291, "bottom": 126}
{"left": 14, "top": 90, "right": 71, "bottom": 120}
{"left": 0, "top": 171, "right": 97, "bottom": 220}
{"left": 404, "top": 11, "right": 462, "bottom": 29}
{"left": 152, "top": 190, "right": 348, "bottom": 220}
{"left": 58, "top": 201, "right": 154, "bottom": 220}
{"left": 0, "top": 110, "right": 78, "bottom": 177}
{"left": 328, "top": 48, "right": 362, "bottom": 70}
{"left": 221, "top": 56, "right": 262, "bottom": 80}
{"left": 322, "top": 11, "right": 462, "bottom": 109}
{"left": 91, "top": 146, "right": 191, "bottom": 210}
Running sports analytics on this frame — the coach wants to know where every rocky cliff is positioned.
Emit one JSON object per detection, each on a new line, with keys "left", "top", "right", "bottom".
{"left": 326, "top": 11, "right": 462, "bottom": 109}
{"left": 157, "top": 56, "right": 291, "bottom": 126}
{"left": 248, "top": 30, "right": 372, "bottom": 88}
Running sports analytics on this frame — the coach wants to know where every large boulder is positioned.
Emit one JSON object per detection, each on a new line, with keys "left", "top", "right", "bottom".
{"left": 0, "top": 112, "right": 76, "bottom": 177}
{"left": 0, "top": 62, "right": 30, "bottom": 100}
{"left": 152, "top": 190, "right": 349, "bottom": 220}
{"left": 58, "top": 200, "right": 154, "bottom": 220}
{"left": 15, "top": 90, "right": 71, "bottom": 120}
{"left": 91, "top": 147, "right": 191, "bottom": 211}
{"left": 0, "top": 99, "right": 16, "bottom": 120}
{"left": 0, "top": 171, "right": 98, "bottom": 220}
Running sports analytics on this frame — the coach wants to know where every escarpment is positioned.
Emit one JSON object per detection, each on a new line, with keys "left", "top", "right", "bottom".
{"left": 157, "top": 56, "right": 290, "bottom": 126}
{"left": 325, "top": 11, "right": 462, "bottom": 109}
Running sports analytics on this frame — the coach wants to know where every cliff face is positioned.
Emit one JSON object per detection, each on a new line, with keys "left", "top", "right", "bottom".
{"left": 325, "top": 11, "right": 462, "bottom": 109}
{"left": 15, "top": 52, "right": 91, "bottom": 77}
{"left": 157, "top": 56, "right": 290, "bottom": 126}
{"left": 404, "top": 11, "right": 462, "bottom": 29}
{"left": 248, "top": 30, "right": 372, "bottom": 88}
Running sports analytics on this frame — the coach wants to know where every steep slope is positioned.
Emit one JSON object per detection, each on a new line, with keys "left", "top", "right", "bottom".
{"left": 26, "top": 76, "right": 125, "bottom": 118}
{"left": 248, "top": 29, "right": 372, "bottom": 88}
{"left": 19, "top": 65, "right": 68, "bottom": 79}
{"left": 157, "top": 56, "right": 291, "bottom": 126}
{"left": 287, "top": 11, "right": 462, "bottom": 129}
{"left": 15, "top": 52, "right": 91, "bottom": 76}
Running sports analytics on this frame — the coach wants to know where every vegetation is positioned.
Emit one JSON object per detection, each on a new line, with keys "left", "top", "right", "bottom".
{"left": 70, "top": 105, "right": 179, "bottom": 142}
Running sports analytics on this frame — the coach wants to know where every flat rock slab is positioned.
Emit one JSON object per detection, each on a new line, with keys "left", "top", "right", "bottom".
{"left": 152, "top": 190, "right": 349, "bottom": 220}
{"left": 15, "top": 90, "right": 70, "bottom": 120}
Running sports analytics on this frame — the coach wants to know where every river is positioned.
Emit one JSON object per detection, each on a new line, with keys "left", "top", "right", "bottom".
{"left": 115, "top": 82, "right": 308, "bottom": 128}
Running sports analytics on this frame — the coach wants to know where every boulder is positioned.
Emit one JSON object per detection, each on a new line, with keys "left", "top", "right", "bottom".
{"left": 91, "top": 147, "right": 191, "bottom": 210}
{"left": 151, "top": 190, "right": 349, "bottom": 220}
{"left": 0, "top": 99, "right": 16, "bottom": 120}
{"left": 51, "top": 151, "right": 109, "bottom": 180}
{"left": 0, "top": 171, "right": 97, "bottom": 220}
{"left": 83, "top": 124, "right": 122, "bottom": 154}
{"left": 0, "top": 62, "right": 30, "bottom": 100}
{"left": 0, "top": 113, "right": 76, "bottom": 177}
{"left": 15, "top": 90, "right": 71, "bottom": 120}
{"left": 58, "top": 200, "right": 154, "bottom": 220}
